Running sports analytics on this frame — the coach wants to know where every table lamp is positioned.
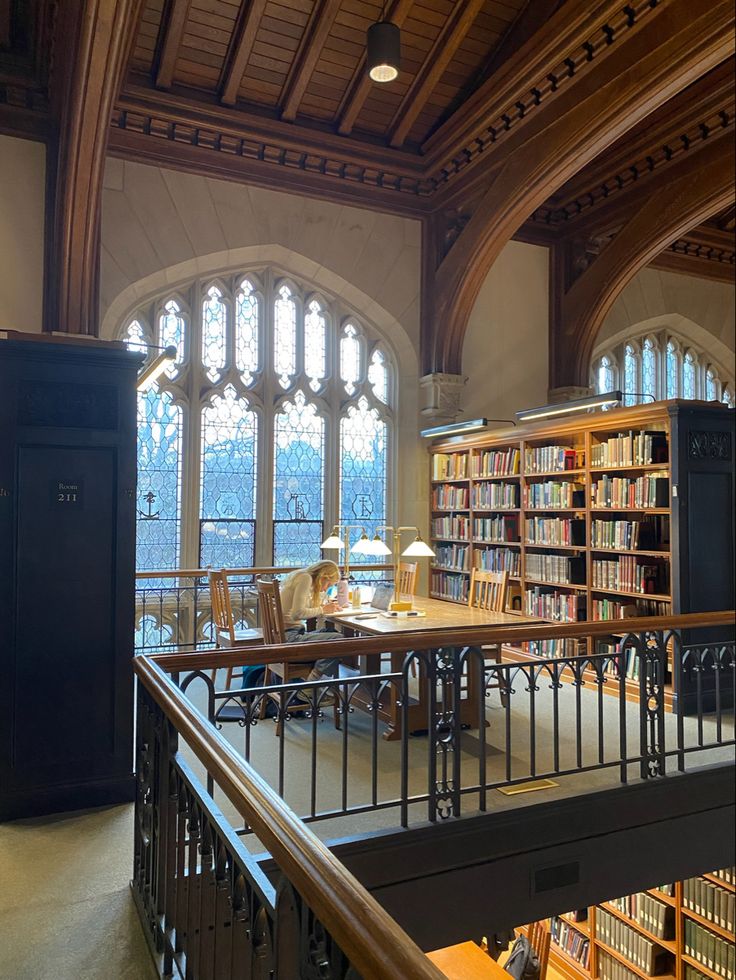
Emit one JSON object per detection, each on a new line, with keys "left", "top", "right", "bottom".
{"left": 320, "top": 524, "right": 369, "bottom": 607}
{"left": 352, "top": 525, "right": 434, "bottom": 610}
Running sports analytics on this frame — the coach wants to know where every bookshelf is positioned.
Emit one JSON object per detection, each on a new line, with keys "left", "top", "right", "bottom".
{"left": 524, "top": 867, "right": 734, "bottom": 980}
{"left": 428, "top": 401, "right": 735, "bottom": 712}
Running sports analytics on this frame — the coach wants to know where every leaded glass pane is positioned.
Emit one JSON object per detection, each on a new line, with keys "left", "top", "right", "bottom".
{"left": 623, "top": 344, "right": 637, "bottom": 406}
{"left": 159, "top": 299, "right": 186, "bottom": 378}
{"left": 200, "top": 385, "right": 258, "bottom": 567}
{"left": 666, "top": 341, "right": 679, "bottom": 399}
{"left": 683, "top": 352, "right": 697, "bottom": 400}
{"left": 597, "top": 355, "right": 615, "bottom": 395}
{"left": 368, "top": 349, "right": 388, "bottom": 404}
{"left": 136, "top": 385, "right": 182, "bottom": 571}
{"left": 642, "top": 339, "right": 657, "bottom": 400}
{"left": 723, "top": 385, "right": 736, "bottom": 408}
{"left": 124, "top": 319, "right": 148, "bottom": 355}
{"left": 235, "top": 278, "right": 259, "bottom": 386}
{"left": 304, "top": 299, "right": 327, "bottom": 392}
{"left": 706, "top": 369, "right": 719, "bottom": 402}
{"left": 202, "top": 284, "right": 227, "bottom": 382}
{"left": 340, "top": 397, "right": 387, "bottom": 568}
{"left": 340, "top": 323, "right": 361, "bottom": 395}
{"left": 274, "top": 283, "right": 297, "bottom": 388}
{"left": 273, "top": 390, "right": 325, "bottom": 566}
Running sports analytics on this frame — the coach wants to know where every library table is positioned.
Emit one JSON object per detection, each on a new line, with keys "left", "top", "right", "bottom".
{"left": 325, "top": 596, "right": 537, "bottom": 740}
{"left": 427, "top": 941, "right": 509, "bottom": 978}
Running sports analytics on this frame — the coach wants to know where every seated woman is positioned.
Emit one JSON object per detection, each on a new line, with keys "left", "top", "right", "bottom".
{"left": 280, "top": 559, "right": 344, "bottom": 683}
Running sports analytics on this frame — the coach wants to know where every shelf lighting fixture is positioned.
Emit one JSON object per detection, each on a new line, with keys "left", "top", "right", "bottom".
{"left": 367, "top": 19, "right": 400, "bottom": 82}
{"left": 420, "top": 418, "right": 490, "bottom": 439}
{"left": 515, "top": 390, "right": 623, "bottom": 424}
{"left": 136, "top": 346, "right": 177, "bottom": 392}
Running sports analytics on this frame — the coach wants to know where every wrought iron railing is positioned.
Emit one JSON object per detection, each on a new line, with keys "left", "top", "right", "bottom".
{"left": 149, "top": 612, "right": 735, "bottom": 831}
{"left": 133, "top": 654, "right": 445, "bottom": 980}
{"left": 134, "top": 564, "right": 389, "bottom": 653}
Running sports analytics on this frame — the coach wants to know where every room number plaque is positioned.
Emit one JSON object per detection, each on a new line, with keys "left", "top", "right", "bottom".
{"left": 51, "top": 479, "right": 83, "bottom": 508}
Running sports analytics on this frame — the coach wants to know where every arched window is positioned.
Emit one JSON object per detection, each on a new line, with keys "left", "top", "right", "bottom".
{"left": 119, "top": 270, "right": 395, "bottom": 571}
{"left": 682, "top": 349, "right": 698, "bottom": 401}
{"left": 666, "top": 340, "right": 680, "bottom": 399}
{"left": 641, "top": 337, "right": 658, "bottom": 401}
{"left": 723, "top": 384, "right": 736, "bottom": 409}
{"left": 706, "top": 367, "right": 720, "bottom": 402}
{"left": 623, "top": 343, "right": 639, "bottom": 406}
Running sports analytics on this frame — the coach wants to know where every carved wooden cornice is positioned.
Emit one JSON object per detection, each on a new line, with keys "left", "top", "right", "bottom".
{"left": 650, "top": 227, "right": 735, "bottom": 283}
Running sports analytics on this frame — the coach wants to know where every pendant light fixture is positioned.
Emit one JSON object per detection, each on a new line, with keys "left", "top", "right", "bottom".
{"left": 367, "top": 5, "right": 400, "bottom": 83}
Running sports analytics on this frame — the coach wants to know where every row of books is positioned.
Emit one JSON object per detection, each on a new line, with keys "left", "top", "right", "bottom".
{"left": 685, "top": 965, "right": 713, "bottom": 980}
{"left": 595, "top": 908, "right": 671, "bottom": 976}
{"left": 551, "top": 916, "right": 591, "bottom": 968}
{"left": 711, "top": 868, "right": 735, "bottom": 886}
{"left": 683, "top": 919, "right": 734, "bottom": 978}
{"left": 431, "top": 485, "right": 469, "bottom": 510}
{"left": 431, "top": 516, "right": 470, "bottom": 540}
{"left": 591, "top": 475, "right": 669, "bottom": 509}
{"left": 474, "top": 516, "right": 519, "bottom": 542}
{"left": 590, "top": 518, "right": 668, "bottom": 551}
{"left": 525, "top": 587, "right": 584, "bottom": 622}
{"left": 432, "top": 452, "right": 468, "bottom": 480}
{"left": 521, "top": 637, "right": 580, "bottom": 659}
{"left": 434, "top": 544, "right": 469, "bottom": 571}
{"left": 607, "top": 893, "right": 674, "bottom": 940}
{"left": 526, "top": 553, "right": 585, "bottom": 585}
{"left": 430, "top": 570, "right": 468, "bottom": 602}
{"left": 472, "top": 447, "right": 520, "bottom": 477}
{"left": 591, "top": 598, "right": 671, "bottom": 620}
{"left": 524, "top": 481, "right": 584, "bottom": 509}
{"left": 524, "top": 445, "right": 582, "bottom": 473}
{"left": 472, "top": 482, "right": 519, "bottom": 509}
{"left": 683, "top": 876, "right": 735, "bottom": 932}
{"left": 525, "top": 517, "right": 585, "bottom": 546}
{"left": 597, "top": 948, "right": 639, "bottom": 980}
{"left": 602, "top": 647, "right": 642, "bottom": 681}
{"left": 591, "top": 430, "right": 668, "bottom": 468}
{"left": 474, "top": 547, "right": 520, "bottom": 575}
{"left": 592, "top": 557, "right": 669, "bottom": 595}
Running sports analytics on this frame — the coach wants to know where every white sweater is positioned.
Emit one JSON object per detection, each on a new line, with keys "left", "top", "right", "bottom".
{"left": 280, "top": 572, "right": 324, "bottom": 629}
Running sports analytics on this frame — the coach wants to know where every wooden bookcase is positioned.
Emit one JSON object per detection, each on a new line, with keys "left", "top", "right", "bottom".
{"left": 532, "top": 866, "right": 735, "bottom": 980}
{"left": 428, "top": 400, "right": 735, "bottom": 712}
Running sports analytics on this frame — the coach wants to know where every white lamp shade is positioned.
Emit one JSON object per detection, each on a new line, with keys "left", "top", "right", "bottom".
{"left": 350, "top": 535, "right": 371, "bottom": 555}
{"left": 320, "top": 534, "right": 344, "bottom": 549}
{"left": 401, "top": 537, "right": 435, "bottom": 558}
{"left": 362, "top": 535, "right": 392, "bottom": 556}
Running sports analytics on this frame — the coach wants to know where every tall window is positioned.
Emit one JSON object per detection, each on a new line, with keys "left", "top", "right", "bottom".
{"left": 593, "top": 330, "right": 735, "bottom": 408}
{"left": 121, "top": 270, "right": 394, "bottom": 571}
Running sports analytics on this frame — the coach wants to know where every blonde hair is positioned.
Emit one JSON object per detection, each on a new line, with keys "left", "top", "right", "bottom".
{"left": 285, "top": 560, "right": 340, "bottom": 604}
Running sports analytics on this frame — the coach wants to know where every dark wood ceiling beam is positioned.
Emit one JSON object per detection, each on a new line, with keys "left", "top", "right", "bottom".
{"left": 219, "top": 0, "right": 269, "bottom": 107}
{"left": 426, "top": 0, "right": 735, "bottom": 376}
{"left": 155, "top": 0, "right": 191, "bottom": 90}
{"left": 474, "top": 0, "right": 563, "bottom": 88}
{"left": 387, "top": 0, "right": 486, "bottom": 150}
{"left": 336, "top": 0, "right": 414, "bottom": 137}
{"left": 716, "top": 205, "right": 736, "bottom": 231}
{"left": 280, "top": 0, "right": 342, "bottom": 123}
{"left": 46, "top": 0, "right": 144, "bottom": 335}
{"left": 555, "top": 134, "right": 735, "bottom": 388}
{"left": 649, "top": 245, "right": 735, "bottom": 284}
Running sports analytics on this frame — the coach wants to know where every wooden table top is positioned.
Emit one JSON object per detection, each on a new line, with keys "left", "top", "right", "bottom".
{"left": 325, "top": 595, "right": 539, "bottom": 636}
{"left": 427, "top": 941, "right": 509, "bottom": 979}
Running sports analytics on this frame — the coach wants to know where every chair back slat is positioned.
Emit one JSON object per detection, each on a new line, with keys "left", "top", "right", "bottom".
{"left": 468, "top": 568, "right": 509, "bottom": 612}
{"left": 209, "top": 569, "right": 235, "bottom": 641}
{"left": 527, "top": 921, "right": 551, "bottom": 980}
{"left": 396, "top": 561, "right": 418, "bottom": 600}
{"left": 257, "top": 578, "right": 287, "bottom": 645}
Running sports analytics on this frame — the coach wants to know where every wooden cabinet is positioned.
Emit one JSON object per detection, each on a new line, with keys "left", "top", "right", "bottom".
{"left": 428, "top": 401, "right": 735, "bottom": 712}
{"left": 0, "top": 336, "right": 142, "bottom": 819}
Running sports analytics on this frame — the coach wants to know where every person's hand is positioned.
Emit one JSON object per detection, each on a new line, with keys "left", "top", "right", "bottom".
{"left": 322, "top": 600, "right": 339, "bottom": 614}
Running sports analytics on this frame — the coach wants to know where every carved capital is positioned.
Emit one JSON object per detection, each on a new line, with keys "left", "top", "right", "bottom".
{"left": 419, "top": 373, "right": 466, "bottom": 422}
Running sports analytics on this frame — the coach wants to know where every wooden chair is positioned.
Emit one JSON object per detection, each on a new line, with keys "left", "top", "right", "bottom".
{"left": 208, "top": 569, "right": 263, "bottom": 687}
{"left": 526, "top": 921, "right": 551, "bottom": 980}
{"left": 468, "top": 567, "right": 510, "bottom": 705}
{"left": 395, "top": 560, "right": 418, "bottom": 601}
{"left": 257, "top": 578, "right": 331, "bottom": 736}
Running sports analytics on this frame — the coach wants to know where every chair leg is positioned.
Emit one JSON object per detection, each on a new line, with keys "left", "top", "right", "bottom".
{"left": 225, "top": 665, "right": 234, "bottom": 688}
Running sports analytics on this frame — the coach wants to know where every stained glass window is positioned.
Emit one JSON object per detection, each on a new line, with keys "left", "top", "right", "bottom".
{"left": 159, "top": 299, "right": 186, "bottom": 378}
{"left": 304, "top": 298, "right": 327, "bottom": 392}
{"left": 235, "top": 278, "right": 259, "bottom": 386}
{"left": 202, "top": 284, "right": 227, "bottom": 382}
{"left": 666, "top": 341, "right": 679, "bottom": 399}
{"left": 642, "top": 338, "right": 657, "bottom": 400}
{"left": 706, "top": 368, "right": 719, "bottom": 402}
{"left": 597, "top": 354, "right": 615, "bottom": 396}
{"left": 273, "top": 390, "right": 325, "bottom": 566}
{"left": 136, "top": 385, "right": 182, "bottom": 570}
{"left": 274, "top": 283, "right": 297, "bottom": 388}
{"left": 723, "top": 385, "right": 736, "bottom": 409}
{"left": 341, "top": 323, "right": 361, "bottom": 395}
{"left": 623, "top": 344, "right": 638, "bottom": 406}
{"left": 340, "top": 398, "right": 387, "bottom": 568}
{"left": 368, "top": 349, "right": 389, "bottom": 404}
{"left": 682, "top": 350, "right": 697, "bottom": 400}
{"left": 200, "top": 386, "right": 258, "bottom": 568}
{"left": 124, "top": 319, "right": 148, "bottom": 355}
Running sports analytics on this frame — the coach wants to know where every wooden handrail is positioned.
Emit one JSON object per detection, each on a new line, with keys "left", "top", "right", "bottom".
{"left": 136, "top": 564, "right": 389, "bottom": 580}
{"left": 133, "top": 654, "right": 445, "bottom": 980}
{"left": 150, "top": 610, "right": 736, "bottom": 672}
